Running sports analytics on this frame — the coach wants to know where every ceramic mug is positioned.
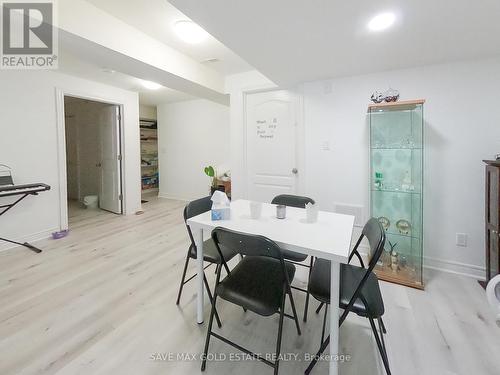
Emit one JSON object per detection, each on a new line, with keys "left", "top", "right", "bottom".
{"left": 306, "top": 205, "right": 319, "bottom": 223}
{"left": 249, "top": 201, "right": 262, "bottom": 219}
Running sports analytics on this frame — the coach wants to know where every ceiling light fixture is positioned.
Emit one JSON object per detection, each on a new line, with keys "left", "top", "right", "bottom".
{"left": 174, "top": 20, "right": 208, "bottom": 44}
{"left": 367, "top": 12, "right": 396, "bottom": 32}
{"left": 140, "top": 80, "right": 162, "bottom": 90}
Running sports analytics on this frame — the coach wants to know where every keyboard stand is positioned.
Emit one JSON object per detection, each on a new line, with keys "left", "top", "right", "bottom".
{"left": 0, "top": 183, "right": 51, "bottom": 253}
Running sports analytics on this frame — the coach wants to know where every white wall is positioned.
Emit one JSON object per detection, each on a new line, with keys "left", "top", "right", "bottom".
{"left": 157, "top": 99, "right": 230, "bottom": 200}
{"left": 139, "top": 104, "right": 157, "bottom": 120}
{"left": 228, "top": 58, "right": 500, "bottom": 278}
{"left": 0, "top": 70, "right": 141, "bottom": 250}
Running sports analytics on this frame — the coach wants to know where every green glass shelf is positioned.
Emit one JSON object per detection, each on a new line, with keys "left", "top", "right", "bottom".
{"left": 384, "top": 231, "right": 419, "bottom": 240}
{"left": 371, "top": 188, "right": 421, "bottom": 195}
{"left": 371, "top": 147, "right": 422, "bottom": 150}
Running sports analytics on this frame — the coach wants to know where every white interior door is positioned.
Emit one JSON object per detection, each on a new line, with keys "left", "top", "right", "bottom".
{"left": 246, "top": 90, "right": 298, "bottom": 202}
{"left": 99, "top": 105, "right": 122, "bottom": 214}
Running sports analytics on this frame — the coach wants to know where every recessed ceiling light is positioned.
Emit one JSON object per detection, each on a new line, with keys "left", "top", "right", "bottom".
{"left": 174, "top": 20, "right": 208, "bottom": 44}
{"left": 140, "top": 80, "right": 162, "bottom": 90}
{"left": 368, "top": 12, "right": 396, "bottom": 32}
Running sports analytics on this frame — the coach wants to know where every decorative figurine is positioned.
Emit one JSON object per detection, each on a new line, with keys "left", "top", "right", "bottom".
{"left": 385, "top": 240, "right": 397, "bottom": 267}
{"left": 383, "top": 88, "right": 400, "bottom": 102}
{"left": 378, "top": 216, "right": 390, "bottom": 231}
{"left": 396, "top": 219, "right": 411, "bottom": 235}
{"left": 391, "top": 251, "right": 399, "bottom": 272}
{"left": 371, "top": 91, "right": 384, "bottom": 103}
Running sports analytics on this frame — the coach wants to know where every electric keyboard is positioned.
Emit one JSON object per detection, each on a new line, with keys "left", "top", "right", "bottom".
{"left": 0, "top": 183, "right": 50, "bottom": 198}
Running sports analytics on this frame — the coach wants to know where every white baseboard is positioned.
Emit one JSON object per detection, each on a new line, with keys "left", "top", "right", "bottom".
{"left": 0, "top": 228, "right": 58, "bottom": 252}
{"left": 424, "top": 256, "right": 485, "bottom": 280}
{"left": 157, "top": 192, "right": 193, "bottom": 202}
{"left": 357, "top": 245, "right": 484, "bottom": 281}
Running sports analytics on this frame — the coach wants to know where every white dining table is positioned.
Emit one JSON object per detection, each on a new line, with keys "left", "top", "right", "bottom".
{"left": 186, "top": 199, "right": 355, "bottom": 375}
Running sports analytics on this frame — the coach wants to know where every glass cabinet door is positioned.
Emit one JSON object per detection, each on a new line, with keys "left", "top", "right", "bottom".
{"left": 369, "top": 100, "right": 425, "bottom": 289}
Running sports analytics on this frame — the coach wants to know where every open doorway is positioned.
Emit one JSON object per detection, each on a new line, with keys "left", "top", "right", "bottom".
{"left": 64, "top": 96, "right": 123, "bottom": 222}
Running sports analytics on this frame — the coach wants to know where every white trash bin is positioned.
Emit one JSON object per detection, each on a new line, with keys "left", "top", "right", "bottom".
{"left": 83, "top": 195, "right": 99, "bottom": 209}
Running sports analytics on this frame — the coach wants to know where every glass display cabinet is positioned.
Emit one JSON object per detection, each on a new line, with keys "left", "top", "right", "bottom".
{"left": 369, "top": 99, "right": 425, "bottom": 289}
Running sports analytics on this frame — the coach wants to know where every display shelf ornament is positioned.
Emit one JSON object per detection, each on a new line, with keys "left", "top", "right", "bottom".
{"left": 378, "top": 216, "right": 390, "bottom": 231}
{"left": 371, "top": 91, "right": 384, "bottom": 103}
{"left": 396, "top": 219, "right": 411, "bottom": 235}
{"left": 383, "top": 88, "right": 400, "bottom": 102}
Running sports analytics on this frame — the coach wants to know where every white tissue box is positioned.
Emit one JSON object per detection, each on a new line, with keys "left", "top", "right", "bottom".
{"left": 210, "top": 190, "right": 231, "bottom": 221}
{"left": 211, "top": 206, "right": 230, "bottom": 221}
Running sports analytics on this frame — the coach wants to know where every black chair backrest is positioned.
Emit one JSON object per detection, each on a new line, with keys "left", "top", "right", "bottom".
{"left": 183, "top": 196, "right": 212, "bottom": 248}
{"left": 212, "top": 227, "right": 282, "bottom": 260}
{"left": 362, "top": 218, "right": 387, "bottom": 270}
{"left": 271, "top": 194, "right": 315, "bottom": 208}
{"left": 212, "top": 227, "right": 292, "bottom": 286}
{"left": 341, "top": 218, "right": 385, "bottom": 321}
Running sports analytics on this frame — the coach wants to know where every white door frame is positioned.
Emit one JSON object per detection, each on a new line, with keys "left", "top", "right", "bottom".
{"left": 55, "top": 88, "right": 125, "bottom": 230}
{"left": 242, "top": 87, "right": 306, "bottom": 199}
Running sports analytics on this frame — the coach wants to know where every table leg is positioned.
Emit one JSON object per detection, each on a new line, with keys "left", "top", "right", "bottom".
{"left": 329, "top": 261, "right": 340, "bottom": 375}
{"left": 195, "top": 228, "right": 204, "bottom": 324}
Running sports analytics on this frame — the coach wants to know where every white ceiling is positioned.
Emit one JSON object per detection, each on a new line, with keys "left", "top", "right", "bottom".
{"left": 170, "top": 0, "right": 500, "bottom": 87}
{"left": 58, "top": 49, "right": 195, "bottom": 106}
{"left": 85, "top": 0, "right": 253, "bottom": 76}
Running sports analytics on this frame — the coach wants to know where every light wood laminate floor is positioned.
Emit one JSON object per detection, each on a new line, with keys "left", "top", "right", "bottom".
{"left": 0, "top": 197, "right": 499, "bottom": 375}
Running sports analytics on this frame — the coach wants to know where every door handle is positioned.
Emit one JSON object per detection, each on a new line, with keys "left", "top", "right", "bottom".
{"left": 96, "top": 163, "right": 102, "bottom": 167}
{"left": 292, "top": 168, "right": 298, "bottom": 174}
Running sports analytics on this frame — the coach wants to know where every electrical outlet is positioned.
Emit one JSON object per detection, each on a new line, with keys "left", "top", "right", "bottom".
{"left": 456, "top": 233, "right": 468, "bottom": 247}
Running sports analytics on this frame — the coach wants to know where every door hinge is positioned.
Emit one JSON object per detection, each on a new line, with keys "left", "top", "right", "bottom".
{"left": 119, "top": 194, "right": 123, "bottom": 201}
{"left": 117, "top": 155, "right": 122, "bottom": 161}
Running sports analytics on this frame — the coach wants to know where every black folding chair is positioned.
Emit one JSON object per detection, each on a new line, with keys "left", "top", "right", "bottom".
{"left": 271, "top": 194, "right": 315, "bottom": 322}
{"left": 201, "top": 227, "right": 302, "bottom": 375}
{"left": 176, "top": 197, "right": 239, "bottom": 328}
{"left": 305, "top": 218, "right": 391, "bottom": 375}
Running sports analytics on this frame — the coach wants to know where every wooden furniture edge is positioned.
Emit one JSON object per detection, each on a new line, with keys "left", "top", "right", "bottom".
{"left": 375, "top": 270, "right": 425, "bottom": 290}
{"left": 368, "top": 99, "right": 426, "bottom": 109}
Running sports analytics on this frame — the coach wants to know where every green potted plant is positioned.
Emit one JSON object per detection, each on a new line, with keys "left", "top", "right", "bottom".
{"left": 204, "top": 165, "right": 220, "bottom": 195}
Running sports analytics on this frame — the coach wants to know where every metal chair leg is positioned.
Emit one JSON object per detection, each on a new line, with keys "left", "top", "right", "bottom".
{"left": 303, "top": 256, "right": 314, "bottom": 322}
{"left": 201, "top": 291, "right": 219, "bottom": 372}
{"left": 287, "top": 287, "right": 302, "bottom": 335}
{"left": 315, "top": 302, "right": 324, "bottom": 314}
{"left": 274, "top": 290, "right": 287, "bottom": 375}
{"left": 304, "top": 335, "right": 330, "bottom": 375}
{"left": 203, "top": 273, "right": 222, "bottom": 328}
{"left": 222, "top": 261, "right": 231, "bottom": 275}
{"left": 176, "top": 253, "right": 190, "bottom": 305}
{"left": 369, "top": 318, "right": 392, "bottom": 375}
{"left": 320, "top": 304, "right": 328, "bottom": 346}
{"left": 379, "top": 316, "right": 387, "bottom": 334}
{"left": 378, "top": 317, "right": 387, "bottom": 352}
